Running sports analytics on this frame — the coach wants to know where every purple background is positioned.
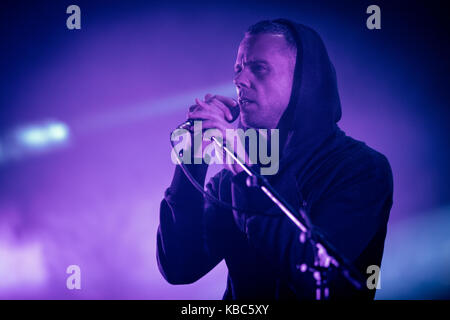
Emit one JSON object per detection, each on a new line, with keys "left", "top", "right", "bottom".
{"left": 0, "top": 0, "right": 449, "bottom": 299}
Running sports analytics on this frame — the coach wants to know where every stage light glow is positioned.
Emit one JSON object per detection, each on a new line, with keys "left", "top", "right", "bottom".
{"left": 0, "top": 241, "right": 47, "bottom": 291}
{"left": 19, "top": 127, "right": 48, "bottom": 147}
{"left": 17, "top": 121, "right": 70, "bottom": 149}
{"left": 0, "top": 121, "right": 71, "bottom": 165}
{"left": 46, "top": 122, "right": 69, "bottom": 141}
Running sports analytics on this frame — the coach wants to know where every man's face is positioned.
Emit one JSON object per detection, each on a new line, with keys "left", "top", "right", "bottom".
{"left": 234, "top": 33, "right": 296, "bottom": 129}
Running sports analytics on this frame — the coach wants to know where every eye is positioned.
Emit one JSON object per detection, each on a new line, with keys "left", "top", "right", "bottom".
{"left": 234, "top": 65, "right": 242, "bottom": 75}
{"left": 251, "top": 64, "right": 267, "bottom": 74}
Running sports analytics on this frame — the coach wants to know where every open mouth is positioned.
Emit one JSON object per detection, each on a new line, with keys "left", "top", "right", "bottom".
{"left": 238, "top": 98, "right": 254, "bottom": 106}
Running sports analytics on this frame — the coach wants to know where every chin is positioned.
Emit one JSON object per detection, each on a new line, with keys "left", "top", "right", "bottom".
{"left": 241, "top": 114, "right": 264, "bottom": 129}
{"left": 240, "top": 103, "right": 270, "bottom": 129}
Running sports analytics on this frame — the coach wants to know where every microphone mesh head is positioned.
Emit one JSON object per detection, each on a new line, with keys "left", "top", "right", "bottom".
{"left": 230, "top": 104, "right": 240, "bottom": 122}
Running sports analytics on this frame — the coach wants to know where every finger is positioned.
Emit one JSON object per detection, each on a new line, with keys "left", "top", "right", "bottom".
{"left": 204, "top": 93, "right": 215, "bottom": 102}
{"left": 213, "top": 95, "right": 238, "bottom": 107}
{"left": 195, "top": 96, "right": 233, "bottom": 121}
{"left": 195, "top": 97, "right": 232, "bottom": 122}
{"left": 209, "top": 98, "right": 233, "bottom": 121}
{"left": 201, "top": 119, "right": 227, "bottom": 135}
{"left": 187, "top": 110, "right": 206, "bottom": 121}
{"left": 188, "top": 109, "right": 227, "bottom": 123}
{"left": 195, "top": 98, "right": 214, "bottom": 111}
{"left": 188, "top": 104, "right": 199, "bottom": 112}
{"left": 201, "top": 119, "right": 219, "bottom": 130}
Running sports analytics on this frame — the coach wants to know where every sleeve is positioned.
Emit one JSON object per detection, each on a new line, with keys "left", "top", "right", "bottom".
{"left": 234, "top": 154, "right": 393, "bottom": 297}
{"left": 156, "top": 164, "right": 225, "bottom": 285}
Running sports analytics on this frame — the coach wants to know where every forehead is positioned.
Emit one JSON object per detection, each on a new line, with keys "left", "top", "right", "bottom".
{"left": 236, "top": 33, "right": 294, "bottom": 63}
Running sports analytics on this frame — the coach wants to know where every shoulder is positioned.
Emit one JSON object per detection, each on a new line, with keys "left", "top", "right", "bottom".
{"left": 342, "top": 137, "right": 392, "bottom": 182}
{"left": 323, "top": 136, "right": 393, "bottom": 199}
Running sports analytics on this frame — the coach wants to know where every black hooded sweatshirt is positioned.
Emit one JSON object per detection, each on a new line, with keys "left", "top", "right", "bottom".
{"left": 156, "top": 19, "right": 393, "bottom": 300}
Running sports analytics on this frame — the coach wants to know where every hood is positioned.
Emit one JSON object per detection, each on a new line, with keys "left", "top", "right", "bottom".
{"left": 274, "top": 19, "right": 342, "bottom": 160}
{"left": 236, "top": 19, "right": 343, "bottom": 176}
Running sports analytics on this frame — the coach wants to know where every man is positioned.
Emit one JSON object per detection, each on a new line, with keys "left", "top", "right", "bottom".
{"left": 156, "top": 19, "right": 393, "bottom": 299}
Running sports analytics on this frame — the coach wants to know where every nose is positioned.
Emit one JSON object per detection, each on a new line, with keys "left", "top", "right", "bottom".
{"left": 233, "top": 70, "right": 250, "bottom": 89}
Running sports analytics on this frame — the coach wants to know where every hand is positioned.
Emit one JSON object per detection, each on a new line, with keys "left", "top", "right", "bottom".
{"left": 187, "top": 93, "right": 237, "bottom": 131}
{"left": 187, "top": 94, "right": 244, "bottom": 174}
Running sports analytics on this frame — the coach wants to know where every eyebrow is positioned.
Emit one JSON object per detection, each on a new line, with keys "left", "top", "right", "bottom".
{"left": 234, "top": 60, "right": 270, "bottom": 69}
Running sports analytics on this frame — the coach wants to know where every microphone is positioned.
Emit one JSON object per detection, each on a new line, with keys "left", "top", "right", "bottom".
{"left": 177, "top": 103, "right": 240, "bottom": 130}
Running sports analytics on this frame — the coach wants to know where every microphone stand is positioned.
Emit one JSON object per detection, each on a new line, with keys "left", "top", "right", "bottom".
{"left": 210, "top": 136, "right": 366, "bottom": 300}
